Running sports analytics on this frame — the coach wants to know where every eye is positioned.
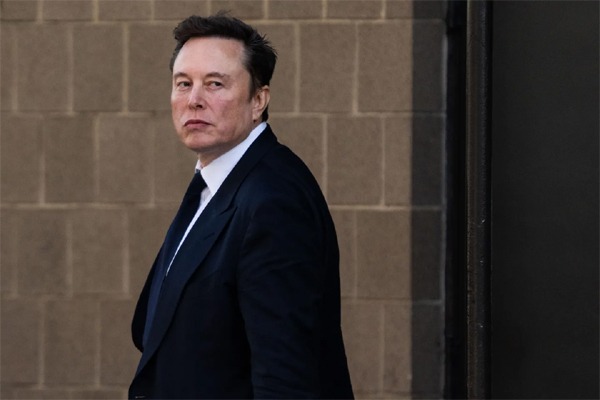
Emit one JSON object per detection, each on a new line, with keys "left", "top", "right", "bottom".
{"left": 207, "top": 81, "right": 223, "bottom": 88}
{"left": 175, "top": 80, "right": 191, "bottom": 89}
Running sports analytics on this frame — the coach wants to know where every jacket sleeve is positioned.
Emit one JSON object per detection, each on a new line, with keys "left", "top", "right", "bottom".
{"left": 237, "top": 190, "right": 327, "bottom": 398}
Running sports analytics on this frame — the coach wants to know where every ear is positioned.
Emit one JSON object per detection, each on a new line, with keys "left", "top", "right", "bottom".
{"left": 252, "top": 85, "right": 270, "bottom": 122}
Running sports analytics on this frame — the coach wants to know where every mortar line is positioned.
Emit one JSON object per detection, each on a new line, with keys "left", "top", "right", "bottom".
{"left": 123, "top": 24, "right": 130, "bottom": 113}
{"left": 67, "top": 24, "right": 74, "bottom": 114}
{"left": 37, "top": 0, "right": 42, "bottom": 22}
{"left": 93, "top": 0, "right": 99, "bottom": 21}
{"left": 352, "top": 21, "right": 359, "bottom": 115}
{"left": 380, "top": 117, "right": 386, "bottom": 206}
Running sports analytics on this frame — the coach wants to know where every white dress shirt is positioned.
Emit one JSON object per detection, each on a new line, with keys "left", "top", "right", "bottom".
{"left": 166, "top": 122, "right": 267, "bottom": 274}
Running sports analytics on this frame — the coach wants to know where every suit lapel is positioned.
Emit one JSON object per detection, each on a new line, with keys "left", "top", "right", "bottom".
{"left": 134, "top": 126, "right": 279, "bottom": 377}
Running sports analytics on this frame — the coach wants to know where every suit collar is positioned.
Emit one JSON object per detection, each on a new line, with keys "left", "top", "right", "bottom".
{"left": 202, "top": 125, "right": 277, "bottom": 216}
{"left": 198, "top": 121, "right": 267, "bottom": 198}
{"left": 134, "top": 125, "right": 279, "bottom": 377}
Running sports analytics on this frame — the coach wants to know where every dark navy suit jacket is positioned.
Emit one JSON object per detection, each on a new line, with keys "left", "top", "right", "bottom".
{"left": 129, "top": 126, "right": 353, "bottom": 399}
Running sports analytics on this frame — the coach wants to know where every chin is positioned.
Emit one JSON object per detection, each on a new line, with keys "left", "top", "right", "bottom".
{"left": 181, "top": 133, "right": 209, "bottom": 148}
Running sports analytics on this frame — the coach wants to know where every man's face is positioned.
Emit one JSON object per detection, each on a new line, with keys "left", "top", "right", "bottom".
{"left": 171, "top": 37, "right": 268, "bottom": 166}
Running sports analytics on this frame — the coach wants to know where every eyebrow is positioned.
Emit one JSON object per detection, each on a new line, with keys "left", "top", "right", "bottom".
{"left": 172, "top": 71, "right": 230, "bottom": 80}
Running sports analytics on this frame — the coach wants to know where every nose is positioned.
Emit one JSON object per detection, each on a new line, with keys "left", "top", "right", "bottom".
{"left": 188, "top": 87, "right": 205, "bottom": 110}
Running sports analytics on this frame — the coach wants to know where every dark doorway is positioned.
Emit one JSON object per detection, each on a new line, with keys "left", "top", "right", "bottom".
{"left": 445, "top": 1, "right": 599, "bottom": 398}
{"left": 490, "top": 1, "right": 599, "bottom": 398}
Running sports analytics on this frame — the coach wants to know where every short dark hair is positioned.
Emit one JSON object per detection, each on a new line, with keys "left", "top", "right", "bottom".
{"left": 170, "top": 12, "right": 277, "bottom": 121}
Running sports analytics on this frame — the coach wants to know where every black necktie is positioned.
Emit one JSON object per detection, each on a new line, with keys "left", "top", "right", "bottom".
{"left": 143, "top": 172, "right": 206, "bottom": 346}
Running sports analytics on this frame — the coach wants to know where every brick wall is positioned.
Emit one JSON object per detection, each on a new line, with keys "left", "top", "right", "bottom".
{"left": 0, "top": 0, "right": 445, "bottom": 398}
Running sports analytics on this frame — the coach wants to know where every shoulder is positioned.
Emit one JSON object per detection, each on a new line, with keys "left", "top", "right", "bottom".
{"left": 229, "top": 126, "right": 328, "bottom": 214}
{"left": 226, "top": 151, "right": 326, "bottom": 233}
{"left": 246, "top": 142, "right": 321, "bottom": 200}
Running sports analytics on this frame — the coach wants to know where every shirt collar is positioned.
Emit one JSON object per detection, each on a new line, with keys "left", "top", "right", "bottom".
{"left": 194, "top": 122, "right": 267, "bottom": 196}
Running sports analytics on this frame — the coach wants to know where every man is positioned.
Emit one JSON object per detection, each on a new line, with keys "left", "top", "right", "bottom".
{"left": 129, "top": 13, "right": 353, "bottom": 399}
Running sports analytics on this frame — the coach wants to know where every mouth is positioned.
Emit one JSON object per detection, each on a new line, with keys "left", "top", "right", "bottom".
{"left": 184, "top": 119, "right": 211, "bottom": 127}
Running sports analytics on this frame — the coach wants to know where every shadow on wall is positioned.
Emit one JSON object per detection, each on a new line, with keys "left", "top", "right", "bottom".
{"left": 410, "top": 1, "right": 445, "bottom": 398}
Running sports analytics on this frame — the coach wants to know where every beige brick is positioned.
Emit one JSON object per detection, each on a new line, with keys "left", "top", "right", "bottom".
{"left": 128, "top": 24, "right": 173, "bottom": 111}
{"left": 257, "top": 23, "right": 296, "bottom": 113}
{"left": 211, "top": 0, "right": 264, "bottom": 19}
{"left": 358, "top": 22, "right": 412, "bottom": 112}
{"left": 153, "top": 113, "right": 198, "bottom": 203}
{"left": 411, "top": 115, "right": 442, "bottom": 204}
{"left": 16, "top": 24, "right": 69, "bottom": 111}
{"left": 128, "top": 209, "right": 176, "bottom": 295}
{"left": 100, "top": 299, "right": 139, "bottom": 384}
{"left": 342, "top": 302, "right": 383, "bottom": 392}
{"left": 0, "top": 115, "right": 41, "bottom": 202}
{"left": 69, "top": 389, "right": 127, "bottom": 399}
{"left": 1, "top": 25, "right": 15, "bottom": 110}
{"left": 385, "top": 0, "right": 412, "bottom": 18}
{"left": 299, "top": 23, "right": 355, "bottom": 112}
{"left": 412, "top": 20, "right": 443, "bottom": 111}
{"left": 383, "top": 303, "right": 411, "bottom": 392}
{"left": 384, "top": 115, "right": 411, "bottom": 205}
{"left": 269, "top": 0, "right": 322, "bottom": 19}
{"left": 411, "top": 210, "right": 441, "bottom": 300}
{"left": 44, "top": 116, "right": 95, "bottom": 202}
{"left": 44, "top": 300, "right": 98, "bottom": 384}
{"left": 269, "top": 116, "right": 324, "bottom": 186}
{"left": 16, "top": 210, "right": 68, "bottom": 295}
{"left": 331, "top": 209, "right": 356, "bottom": 298}
{"left": 98, "top": 0, "right": 151, "bottom": 20}
{"left": 409, "top": 304, "right": 442, "bottom": 394}
{"left": 73, "top": 24, "right": 123, "bottom": 111}
{"left": 327, "top": 0, "right": 382, "bottom": 19}
{"left": 42, "top": 0, "right": 93, "bottom": 20}
{"left": 97, "top": 115, "right": 153, "bottom": 202}
{"left": 356, "top": 210, "right": 410, "bottom": 298}
{"left": 327, "top": 117, "right": 382, "bottom": 205}
{"left": 0, "top": 385, "right": 15, "bottom": 400}
{"left": 12, "top": 389, "right": 71, "bottom": 400}
{"left": 1, "top": 299, "right": 42, "bottom": 383}
{"left": 154, "top": 0, "right": 209, "bottom": 20}
{"left": 0, "top": 0, "right": 38, "bottom": 20}
{"left": 72, "top": 209, "right": 126, "bottom": 294}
